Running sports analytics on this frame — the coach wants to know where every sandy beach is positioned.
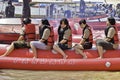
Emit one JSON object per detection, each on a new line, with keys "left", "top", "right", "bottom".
{"left": 0, "top": 69, "right": 120, "bottom": 80}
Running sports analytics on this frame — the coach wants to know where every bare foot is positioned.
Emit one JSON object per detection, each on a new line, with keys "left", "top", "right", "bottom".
{"left": 83, "top": 55, "right": 87, "bottom": 59}
{"left": 0, "top": 54, "right": 6, "bottom": 57}
{"left": 97, "top": 56, "right": 102, "bottom": 59}
{"left": 63, "top": 55, "right": 68, "bottom": 59}
{"left": 52, "top": 50, "right": 58, "bottom": 54}
{"left": 33, "top": 56, "right": 37, "bottom": 59}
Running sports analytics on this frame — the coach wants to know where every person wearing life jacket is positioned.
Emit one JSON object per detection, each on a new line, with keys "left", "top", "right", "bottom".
{"left": 1, "top": 18, "right": 36, "bottom": 57}
{"left": 96, "top": 17, "right": 119, "bottom": 59}
{"left": 24, "top": 22, "right": 36, "bottom": 42}
{"left": 52, "top": 18, "right": 72, "bottom": 59}
{"left": 74, "top": 19, "right": 93, "bottom": 59}
{"left": 30, "top": 19, "right": 54, "bottom": 58}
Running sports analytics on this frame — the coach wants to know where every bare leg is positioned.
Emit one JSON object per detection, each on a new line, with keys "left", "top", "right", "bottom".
{"left": 97, "top": 46, "right": 104, "bottom": 59}
{"left": 75, "top": 50, "right": 79, "bottom": 54}
{"left": 1, "top": 43, "right": 15, "bottom": 56}
{"left": 53, "top": 45, "right": 68, "bottom": 59}
{"left": 30, "top": 43, "right": 37, "bottom": 58}
{"left": 74, "top": 45, "right": 87, "bottom": 59}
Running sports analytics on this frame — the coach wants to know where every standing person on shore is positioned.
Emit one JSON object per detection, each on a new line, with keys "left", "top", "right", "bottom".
{"left": 5, "top": 0, "right": 15, "bottom": 18}
{"left": 21, "top": 0, "right": 31, "bottom": 26}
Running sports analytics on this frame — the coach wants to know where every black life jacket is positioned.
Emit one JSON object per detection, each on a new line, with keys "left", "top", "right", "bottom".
{"left": 82, "top": 25, "right": 93, "bottom": 43}
{"left": 105, "top": 26, "right": 119, "bottom": 44}
{"left": 58, "top": 26, "right": 72, "bottom": 46}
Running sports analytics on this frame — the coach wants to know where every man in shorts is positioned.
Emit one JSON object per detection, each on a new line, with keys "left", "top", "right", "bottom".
{"left": 21, "top": 0, "right": 31, "bottom": 26}
{"left": 1, "top": 18, "right": 35, "bottom": 57}
{"left": 96, "top": 17, "right": 119, "bottom": 59}
{"left": 74, "top": 19, "right": 93, "bottom": 59}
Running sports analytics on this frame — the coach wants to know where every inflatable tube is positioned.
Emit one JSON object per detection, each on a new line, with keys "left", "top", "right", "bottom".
{"left": 1, "top": 57, "right": 120, "bottom": 71}
{"left": 0, "top": 33, "right": 20, "bottom": 44}
{"left": 0, "top": 44, "right": 120, "bottom": 59}
{"left": 0, "top": 44, "right": 120, "bottom": 71}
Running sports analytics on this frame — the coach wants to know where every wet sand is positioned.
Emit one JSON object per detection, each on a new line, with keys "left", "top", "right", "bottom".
{"left": 0, "top": 69, "right": 120, "bottom": 80}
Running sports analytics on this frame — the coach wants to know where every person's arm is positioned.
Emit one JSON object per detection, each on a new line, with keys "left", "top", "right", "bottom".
{"left": 17, "top": 35, "right": 24, "bottom": 41}
{"left": 59, "top": 39, "right": 67, "bottom": 44}
{"left": 105, "top": 28, "right": 115, "bottom": 41}
{"left": 79, "top": 29, "right": 90, "bottom": 45}
{"left": 39, "top": 29, "right": 50, "bottom": 42}
{"left": 59, "top": 29, "right": 71, "bottom": 44}
{"left": 17, "top": 27, "right": 25, "bottom": 41}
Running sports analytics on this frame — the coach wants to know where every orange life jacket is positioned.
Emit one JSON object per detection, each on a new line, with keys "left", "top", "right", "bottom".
{"left": 67, "top": 34, "right": 72, "bottom": 47}
{"left": 39, "top": 26, "right": 54, "bottom": 47}
{"left": 47, "top": 27, "right": 54, "bottom": 47}
{"left": 24, "top": 23, "right": 36, "bottom": 42}
{"left": 83, "top": 25, "right": 93, "bottom": 43}
{"left": 88, "top": 27, "right": 93, "bottom": 43}
{"left": 105, "top": 25, "right": 119, "bottom": 44}
{"left": 114, "top": 26, "right": 119, "bottom": 44}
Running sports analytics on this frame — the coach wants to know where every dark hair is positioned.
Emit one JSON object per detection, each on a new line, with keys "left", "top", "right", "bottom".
{"left": 60, "top": 18, "right": 69, "bottom": 26}
{"left": 79, "top": 19, "right": 86, "bottom": 25}
{"left": 41, "top": 19, "right": 50, "bottom": 26}
{"left": 107, "top": 17, "right": 116, "bottom": 25}
{"left": 23, "top": 18, "right": 31, "bottom": 25}
{"left": 8, "top": 0, "right": 12, "bottom": 4}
